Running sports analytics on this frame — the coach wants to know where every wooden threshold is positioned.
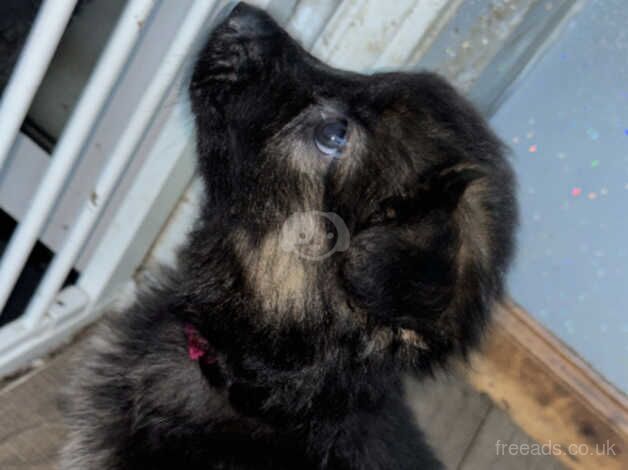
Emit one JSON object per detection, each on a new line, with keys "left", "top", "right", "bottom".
{"left": 465, "top": 300, "right": 627, "bottom": 470}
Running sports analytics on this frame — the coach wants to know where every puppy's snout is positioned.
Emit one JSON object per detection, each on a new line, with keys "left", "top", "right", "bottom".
{"left": 191, "top": 2, "right": 298, "bottom": 104}
{"left": 225, "top": 2, "right": 277, "bottom": 39}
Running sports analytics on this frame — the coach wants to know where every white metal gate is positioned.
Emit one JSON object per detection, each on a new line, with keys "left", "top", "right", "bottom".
{"left": 0, "top": 0, "right": 223, "bottom": 377}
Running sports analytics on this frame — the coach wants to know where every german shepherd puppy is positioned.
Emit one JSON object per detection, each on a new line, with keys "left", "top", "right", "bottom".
{"left": 60, "top": 3, "right": 517, "bottom": 469}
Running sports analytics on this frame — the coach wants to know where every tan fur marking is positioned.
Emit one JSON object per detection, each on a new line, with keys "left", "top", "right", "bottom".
{"left": 236, "top": 228, "right": 319, "bottom": 322}
{"left": 400, "top": 328, "right": 429, "bottom": 350}
{"left": 456, "top": 177, "right": 492, "bottom": 270}
{"left": 363, "top": 328, "right": 395, "bottom": 357}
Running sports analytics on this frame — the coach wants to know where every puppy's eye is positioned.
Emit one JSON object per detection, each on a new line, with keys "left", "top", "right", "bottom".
{"left": 314, "top": 119, "right": 348, "bottom": 157}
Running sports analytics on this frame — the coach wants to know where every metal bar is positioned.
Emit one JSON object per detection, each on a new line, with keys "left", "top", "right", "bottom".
{"left": 0, "top": 0, "right": 79, "bottom": 172}
{"left": 286, "top": 0, "right": 341, "bottom": 50}
{"left": 0, "top": 0, "right": 158, "bottom": 315}
{"left": 412, "top": 0, "right": 538, "bottom": 92}
{"left": 78, "top": 102, "right": 195, "bottom": 304}
{"left": 373, "top": 0, "right": 450, "bottom": 70}
{"left": 0, "top": 285, "right": 90, "bottom": 377}
{"left": 468, "top": 0, "right": 584, "bottom": 116}
{"left": 22, "top": 0, "right": 219, "bottom": 327}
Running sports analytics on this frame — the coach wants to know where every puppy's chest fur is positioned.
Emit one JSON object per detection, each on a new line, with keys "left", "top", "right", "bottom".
{"left": 61, "top": 303, "right": 435, "bottom": 470}
{"left": 61, "top": 310, "right": 298, "bottom": 469}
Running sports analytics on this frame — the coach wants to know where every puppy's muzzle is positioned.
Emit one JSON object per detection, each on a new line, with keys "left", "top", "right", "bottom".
{"left": 191, "top": 2, "right": 285, "bottom": 90}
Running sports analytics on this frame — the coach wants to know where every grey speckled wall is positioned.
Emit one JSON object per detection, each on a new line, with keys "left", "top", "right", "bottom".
{"left": 491, "top": 0, "right": 628, "bottom": 392}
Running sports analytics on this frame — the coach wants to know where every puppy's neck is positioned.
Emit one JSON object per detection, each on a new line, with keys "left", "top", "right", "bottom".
{"left": 179, "top": 214, "right": 348, "bottom": 352}
{"left": 233, "top": 227, "right": 326, "bottom": 323}
{"left": 174, "top": 217, "right": 404, "bottom": 430}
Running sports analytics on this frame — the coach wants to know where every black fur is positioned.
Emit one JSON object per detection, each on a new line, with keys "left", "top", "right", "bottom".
{"left": 60, "top": 3, "right": 517, "bottom": 469}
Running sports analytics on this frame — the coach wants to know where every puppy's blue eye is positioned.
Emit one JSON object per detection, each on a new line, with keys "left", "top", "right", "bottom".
{"left": 315, "top": 119, "right": 348, "bottom": 157}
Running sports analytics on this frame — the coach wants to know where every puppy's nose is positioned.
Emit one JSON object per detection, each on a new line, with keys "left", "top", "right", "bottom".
{"left": 225, "top": 2, "right": 277, "bottom": 38}
{"left": 214, "top": 1, "right": 239, "bottom": 25}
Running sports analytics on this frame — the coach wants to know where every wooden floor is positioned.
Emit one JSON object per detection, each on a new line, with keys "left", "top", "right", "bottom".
{"left": 0, "top": 335, "right": 564, "bottom": 470}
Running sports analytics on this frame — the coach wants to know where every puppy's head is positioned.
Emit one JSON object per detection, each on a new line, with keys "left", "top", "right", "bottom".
{"left": 189, "top": 3, "right": 517, "bottom": 373}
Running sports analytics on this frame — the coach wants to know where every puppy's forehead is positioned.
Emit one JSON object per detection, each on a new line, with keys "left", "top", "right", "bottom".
{"left": 269, "top": 70, "right": 432, "bottom": 173}
{"left": 314, "top": 73, "right": 432, "bottom": 133}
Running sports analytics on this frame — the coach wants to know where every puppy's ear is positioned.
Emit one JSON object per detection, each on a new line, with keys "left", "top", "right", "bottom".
{"left": 424, "top": 164, "right": 486, "bottom": 211}
{"left": 346, "top": 159, "right": 512, "bottom": 373}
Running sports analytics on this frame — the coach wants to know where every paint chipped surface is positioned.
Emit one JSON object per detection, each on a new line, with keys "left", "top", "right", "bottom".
{"left": 492, "top": 0, "right": 628, "bottom": 392}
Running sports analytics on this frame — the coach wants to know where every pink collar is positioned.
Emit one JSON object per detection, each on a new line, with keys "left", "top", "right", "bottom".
{"left": 184, "top": 324, "right": 218, "bottom": 365}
